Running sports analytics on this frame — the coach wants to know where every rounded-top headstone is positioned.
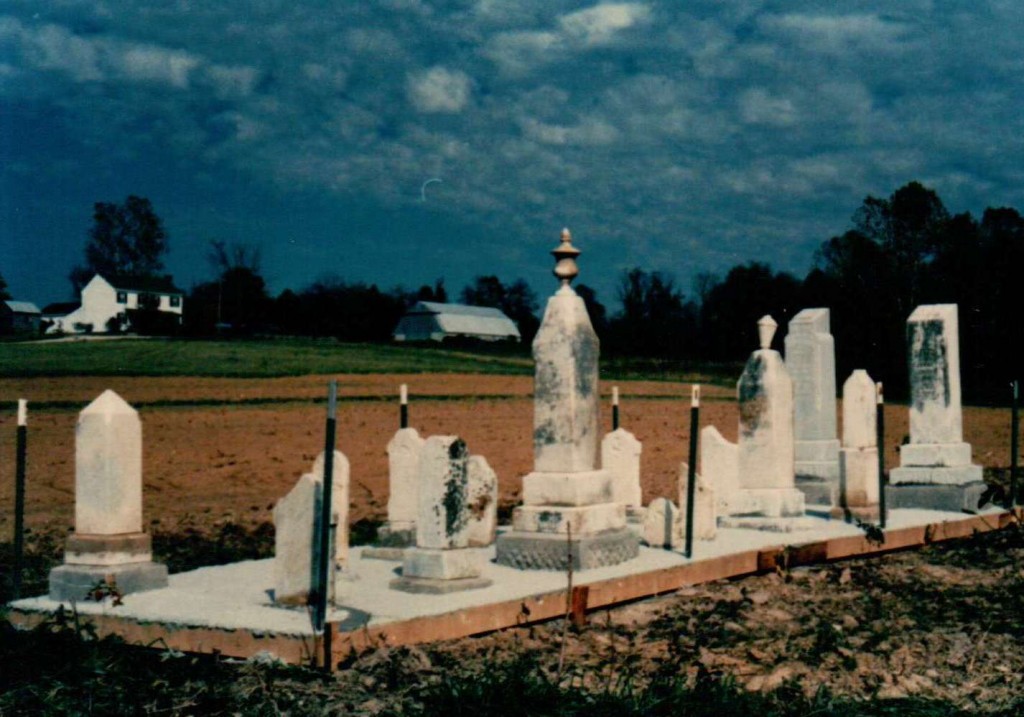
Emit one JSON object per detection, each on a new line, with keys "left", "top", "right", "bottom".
{"left": 842, "top": 370, "right": 877, "bottom": 449}
{"left": 757, "top": 315, "right": 778, "bottom": 350}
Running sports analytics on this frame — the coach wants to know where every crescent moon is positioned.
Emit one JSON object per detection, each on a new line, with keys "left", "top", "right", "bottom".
{"left": 420, "top": 178, "right": 443, "bottom": 201}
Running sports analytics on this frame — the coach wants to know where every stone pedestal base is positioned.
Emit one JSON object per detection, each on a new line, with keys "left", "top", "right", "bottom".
{"left": 360, "top": 546, "right": 406, "bottom": 561}
{"left": 718, "top": 515, "right": 819, "bottom": 532}
{"left": 495, "top": 527, "right": 639, "bottom": 570}
{"left": 49, "top": 561, "right": 168, "bottom": 602}
{"left": 377, "top": 522, "right": 416, "bottom": 547}
{"left": 884, "top": 481, "right": 988, "bottom": 513}
{"left": 522, "top": 470, "right": 614, "bottom": 506}
{"left": 391, "top": 547, "right": 491, "bottom": 593}
{"left": 64, "top": 532, "right": 153, "bottom": 566}
{"left": 889, "top": 464, "right": 984, "bottom": 486}
{"left": 795, "top": 439, "right": 840, "bottom": 481}
{"left": 512, "top": 502, "right": 626, "bottom": 534}
{"left": 795, "top": 477, "right": 836, "bottom": 506}
{"left": 829, "top": 505, "right": 881, "bottom": 521}
{"left": 728, "top": 488, "right": 806, "bottom": 518}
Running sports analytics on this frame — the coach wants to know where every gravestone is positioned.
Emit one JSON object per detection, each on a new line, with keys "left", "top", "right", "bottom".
{"left": 888, "top": 304, "right": 984, "bottom": 511}
{"left": 391, "top": 436, "right": 492, "bottom": 593}
{"left": 466, "top": 455, "right": 498, "bottom": 547}
{"left": 833, "top": 370, "right": 880, "bottom": 519}
{"left": 678, "top": 463, "right": 717, "bottom": 541}
{"left": 381, "top": 427, "right": 425, "bottom": 545}
{"left": 496, "top": 229, "right": 638, "bottom": 570}
{"left": 602, "top": 427, "right": 642, "bottom": 508}
{"left": 273, "top": 450, "right": 350, "bottom": 605}
{"left": 49, "top": 390, "right": 168, "bottom": 601}
{"left": 642, "top": 497, "right": 681, "bottom": 549}
{"left": 785, "top": 308, "right": 840, "bottom": 504}
{"left": 700, "top": 425, "right": 739, "bottom": 515}
{"left": 719, "top": 316, "right": 807, "bottom": 529}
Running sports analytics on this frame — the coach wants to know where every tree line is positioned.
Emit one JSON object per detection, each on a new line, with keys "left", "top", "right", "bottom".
{"left": 61, "top": 182, "right": 1023, "bottom": 402}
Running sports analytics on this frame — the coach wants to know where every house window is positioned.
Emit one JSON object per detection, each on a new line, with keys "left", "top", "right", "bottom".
{"left": 116, "top": 291, "right": 127, "bottom": 304}
{"left": 169, "top": 295, "right": 181, "bottom": 308}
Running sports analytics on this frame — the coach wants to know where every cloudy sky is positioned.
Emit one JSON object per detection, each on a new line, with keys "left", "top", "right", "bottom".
{"left": 3, "top": 1, "right": 1024, "bottom": 308}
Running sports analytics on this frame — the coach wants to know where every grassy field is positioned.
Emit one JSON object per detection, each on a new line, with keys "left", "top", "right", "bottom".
{"left": 0, "top": 337, "right": 741, "bottom": 384}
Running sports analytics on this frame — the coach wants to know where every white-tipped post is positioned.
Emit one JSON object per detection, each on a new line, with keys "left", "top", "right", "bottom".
{"left": 612, "top": 386, "right": 619, "bottom": 406}
{"left": 875, "top": 382, "right": 884, "bottom": 405}
{"left": 400, "top": 384, "right": 408, "bottom": 404}
{"left": 691, "top": 384, "right": 701, "bottom": 408}
{"left": 17, "top": 399, "right": 27, "bottom": 426}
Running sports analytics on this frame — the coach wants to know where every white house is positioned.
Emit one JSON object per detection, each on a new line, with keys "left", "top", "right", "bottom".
{"left": 45, "top": 274, "right": 184, "bottom": 334}
{"left": 392, "top": 301, "right": 520, "bottom": 342}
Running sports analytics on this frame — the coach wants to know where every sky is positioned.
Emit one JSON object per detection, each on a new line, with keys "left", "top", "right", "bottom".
{"left": 3, "top": 1, "right": 1024, "bottom": 310}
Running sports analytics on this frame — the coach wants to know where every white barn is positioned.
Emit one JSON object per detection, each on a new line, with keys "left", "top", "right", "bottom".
{"left": 46, "top": 274, "right": 184, "bottom": 334}
{"left": 393, "top": 302, "right": 520, "bottom": 342}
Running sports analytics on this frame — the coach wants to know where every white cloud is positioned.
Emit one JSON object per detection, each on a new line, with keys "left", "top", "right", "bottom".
{"left": 118, "top": 45, "right": 199, "bottom": 88}
{"left": 406, "top": 66, "right": 472, "bottom": 113}
{"left": 759, "top": 13, "right": 909, "bottom": 55}
{"left": 520, "top": 117, "right": 619, "bottom": 146}
{"left": 483, "top": 30, "right": 560, "bottom": 76}
{"left": 739, "top": 88, "right": 798, "bottom": 126}
{"left": 559, "top": 3, "right": 651, "bottom": 46}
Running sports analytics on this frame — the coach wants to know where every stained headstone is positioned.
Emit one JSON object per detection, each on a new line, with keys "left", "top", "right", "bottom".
{"left": 496, "top": 229, "right": 638, "bottom": 570}
{"left": 785, "top": 308, "right": 840, "bottom": 502}
{"left": 49, "top": 390, "right": 168, "bottom": 601}
{"left": 678, "top": 463, "right": 717, "bottom": 540}
{"left": 602, "top": 427, "right": 642, "bottom": 508}
{"left": 834, "top": 370, "right": 880, "bottom": 518}
{"left": 392, "top": 436, "right": 492, "bottom": 592}
{"left": 273, "top": 450, "right": 350, "bottom": 605}
{"left": 888, "top": 304, "right": 984, "bottom": 510}
{"left": 642, "top": 497, "right": 681, "bottom": 549}
{"left": 720, "top": 316, "right": 806, "bottom": 526}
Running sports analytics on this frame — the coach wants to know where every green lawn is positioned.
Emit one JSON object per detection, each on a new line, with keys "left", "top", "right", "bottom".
{"left": 0, "top": 338, "right": 534, "bottom": 378}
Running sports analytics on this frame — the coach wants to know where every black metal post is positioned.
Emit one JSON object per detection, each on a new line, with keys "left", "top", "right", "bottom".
{"left": 399, "top": 384, "right": 408, "bottom": 429}
{"left": 611, "top": 386, "right": 619, "bottom": 431}
{"left": 1010, "top": 380, "right": 1019, "bottom": 509}
{"left": 684, "top": 385, "right": 699, "bottom": 559}
{"left": 314, "top": 381, "right": 338, "bottom": 671}
{"left": 876, "top": 382, "right": 886, "bottom": 530}
{"left": 13, "top": 399, "right": 27, "bottom": 600}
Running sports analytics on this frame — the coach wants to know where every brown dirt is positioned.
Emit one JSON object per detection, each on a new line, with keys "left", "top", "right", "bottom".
{"left": 0, "top": 373, "right": 1014, "bottom": 537}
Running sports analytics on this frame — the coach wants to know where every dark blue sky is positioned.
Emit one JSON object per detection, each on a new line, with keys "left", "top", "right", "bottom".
{"left": 4, "top": 1, "right": 1024, "bottom": 309}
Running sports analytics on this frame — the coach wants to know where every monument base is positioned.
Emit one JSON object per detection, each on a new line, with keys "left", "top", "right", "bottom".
{"left": 727, "top": 488, "right": 806, "bottom": 518}
{"left": 889, "top": 464, "right": 984, "bottom": 486}
{"left": 795, "top": 476, "right": 836, "bottom": 506}
{"left": 49, "top": 561, "right": 168, "bottom": 602}
{"left": 360, "top": 547, "right": 406, "bottom": 561}
{"left": 795, "top": 439, "right": 840, "bottom": 484}
{"left": 884, "top": 481, "right": 988, "bottom": 513}
{"left": 495, "top": 527, "right": 639, "bottom": 570}
{"left": 376, "top": 523, "right": 416, "bottom": 546}
{"left": 718, "top": 516, "right": 820, "bottom": 532}
{"left": 512, "top": 502, "right": 626, "bottom": 534}
{"left": 402, "top": 547, "right": 484, "bottom": 580}
{"left": 829, "top": 505, "right": 881, "bottom": 522}
{"left": 389, "top": 576, "right": 493, "bottom": 594}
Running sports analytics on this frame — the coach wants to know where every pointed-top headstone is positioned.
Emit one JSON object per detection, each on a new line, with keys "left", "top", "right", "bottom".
{"left": 81, "top": 389, "right": 138, "bottom": 421}
{"left": 76, "top": 389, "right": 142, "bottom": 535}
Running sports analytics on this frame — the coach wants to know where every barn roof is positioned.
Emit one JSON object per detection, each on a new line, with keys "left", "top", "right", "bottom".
{"left": 397, "top": 301, "right": 520, "bottom": 339}
{"left": 4, "top": 300, "right": 41, "bottom": 315}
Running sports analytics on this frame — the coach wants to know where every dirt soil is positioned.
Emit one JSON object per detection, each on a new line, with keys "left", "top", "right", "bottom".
{"left": 0, "top": 373, "right": 1013, "bottom": 537}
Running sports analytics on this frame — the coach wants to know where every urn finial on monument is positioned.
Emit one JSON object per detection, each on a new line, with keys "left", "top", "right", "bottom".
{"left": 552, "top": 227, "right": 580, "bottom": 291}
{"left": 758, "top": 315, "right": 777, "bottom": 350}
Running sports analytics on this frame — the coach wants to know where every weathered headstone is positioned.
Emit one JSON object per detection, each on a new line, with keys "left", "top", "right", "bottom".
{"left": 381, "top": 427, "right": 425, "bottom": 544}
{"left": 602, "top": 427, "right": 642, "bottom": 508}
{"left": 678, "top": 463, "right": 717, "bottom": 541}
{"left": 888, "top": 304, "right": 984, "bottom": 511}
{"left": 642, "top": 497, "right": 681, "bottom": 549}
{"left": 49, "top": 390, "right": 168, "bottom": 601}
{"left": 785, "top": 308, "right": 840, "bottom": 503}
{"left": 496, "top": 229, "right": 638, "bottom": 570}
{"left": 273, "top": 450, "right": 350, "bottom": 605}
{"left": 391, "top": 436, "right": 492, "bottom": 592}
{"left": 700, "top": 425, "right": 739, "bottom": 515}
{"left": 466, "top": 455, "right": 498, "bottom": 547}
{"left": 834, "top": 370, "right": 880, "bottom": 519}
{"left": 718, "top": 316, "right": 807, "bottom": 528}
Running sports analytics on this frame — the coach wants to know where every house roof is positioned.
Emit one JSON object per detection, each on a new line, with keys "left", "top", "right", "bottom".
{"left": 42, "top": 302, "right": 81, "bottom": 316}
{"left": 101, "top": 274, "right": 184, "bottom": 295}
{"left": 4, "top": 300, "right": 41, "bottom": 314}
{"left": 400, "top": 301, "right": 520, "bottom": 339}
